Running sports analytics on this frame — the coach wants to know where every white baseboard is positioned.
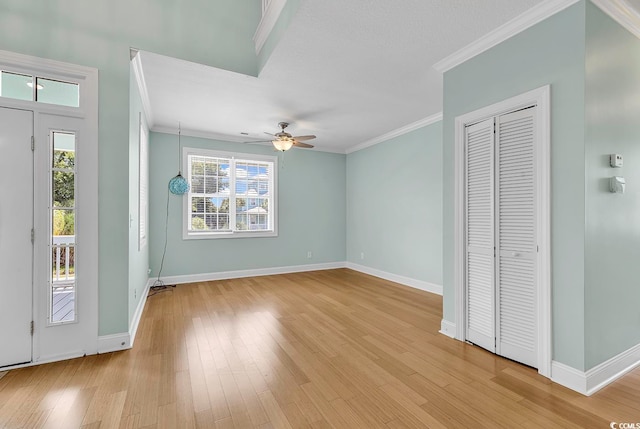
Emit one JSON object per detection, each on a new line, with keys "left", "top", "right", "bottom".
{"left": 439, "top": 320, "right": 457, "bottom": 338}
{"left": 97, "top": 332, "right": 131, "bottom": 354}
{"left": 95, "top": 262, "right": 440, "bottom": 356}
{"left": 345, "top": 262, "right": 442, "bottom": 295}
{"left": 551, "top": 341, "right": 640, "bottom": 395}
{"left": 551, "top": 361, "right": 587, "bottom": 394}
{"left": 585, "top": 341, "right": 640, "bottom": 395}
{"left": 98, "top": 276, "right": 151, "bottom": 354}
{"left": 129, "top": 278, "right": 152, "bottom": 347}
{"left": 98, "top": 263, "right": 344, "bottom": 354}
{"left": 149, "top": 261, "right": 347, "bottom": 286}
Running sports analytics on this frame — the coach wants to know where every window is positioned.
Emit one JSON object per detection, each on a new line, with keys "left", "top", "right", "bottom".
{"left": 0, "top": 69, "right": 79, "bottom": 107}
{"left": 184, "top": 148, "right": 277, "bottom": 239}
{"left": 50, "top": 131, "right": 76, "bottom": 323}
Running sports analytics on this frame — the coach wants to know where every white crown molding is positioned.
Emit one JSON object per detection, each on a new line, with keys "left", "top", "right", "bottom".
{"left": 152, "top": 124, "right": 252, "bottom": 143}
{"left": 253, "top": 0, "right": 288, "bottom": 54}
{"left": 345, "top": 262, "right": 443, "bottom": 296}
{"left": 151, "top": 125, "right": 346, "bottom": 154}
{"left": 591, "top": 0, "right": 640, "bottom": 39}
{"left": 345, "top": 112, "right": 443, "bottom": 154}
{"left": 131, "top": 50, "right": 155, "bottom": 128}
{"left": 433, "top": 0, "right": 580, "bottom": 73}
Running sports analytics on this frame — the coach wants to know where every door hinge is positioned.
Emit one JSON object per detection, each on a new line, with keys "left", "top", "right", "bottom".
{"left": 30, "top": 321, "right": 34, "bottom": 336}
{"left": 31, "top": 228, "right": 35, "bottom": 243}
{"left": 31, "top": 136, "right": 34, "bottom": 151}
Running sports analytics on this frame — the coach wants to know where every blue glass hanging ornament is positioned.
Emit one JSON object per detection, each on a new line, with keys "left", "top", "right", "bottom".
{"left": 169, "top": 172, "right": 189, "bottom": 195}
{"left": 169, "top": 123, "right": 190, "bottom": 195}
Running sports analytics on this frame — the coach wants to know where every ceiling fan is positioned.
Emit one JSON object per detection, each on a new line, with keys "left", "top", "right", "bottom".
{"left": 247, "top": 122, "right": 316, "bottom": 151}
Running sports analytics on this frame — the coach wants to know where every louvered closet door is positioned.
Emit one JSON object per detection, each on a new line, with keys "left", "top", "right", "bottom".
{"left": 465, "top": 118, "right": 495, "bottom": 352}
{"left": 495, "top": 107, "right": 537, "bottom": 368}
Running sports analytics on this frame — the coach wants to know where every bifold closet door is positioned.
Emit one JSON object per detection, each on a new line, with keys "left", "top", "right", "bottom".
{"left": 495, "top": 107, "right": 537, "bottom": 368}
{"left": 464, "top": 118, "right": 495, "bottom": 353}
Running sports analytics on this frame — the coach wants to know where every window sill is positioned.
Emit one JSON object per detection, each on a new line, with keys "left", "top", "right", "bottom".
{"left": 183, "top": 230, "right": 277, "bottom": 240}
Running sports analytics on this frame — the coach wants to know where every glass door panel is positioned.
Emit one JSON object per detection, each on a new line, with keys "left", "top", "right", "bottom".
{"left": 50, "top": 131, "right": 76, "bottom": 323}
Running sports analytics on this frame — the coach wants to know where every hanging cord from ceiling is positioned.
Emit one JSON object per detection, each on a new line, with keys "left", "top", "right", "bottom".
{"left": 150, "top": 123, "right": 187, "bottom": 296}
{"left": 149, "top": 185, "right": 175, "bottom": 296}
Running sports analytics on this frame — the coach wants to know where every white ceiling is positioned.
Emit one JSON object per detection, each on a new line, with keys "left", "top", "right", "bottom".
{"left": 140, "top": 0, "right": 546, "bottom": 153}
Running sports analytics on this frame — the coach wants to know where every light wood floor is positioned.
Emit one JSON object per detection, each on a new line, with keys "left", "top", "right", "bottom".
{"left": 1, "top": 269, "right": 639, "bottom": 428}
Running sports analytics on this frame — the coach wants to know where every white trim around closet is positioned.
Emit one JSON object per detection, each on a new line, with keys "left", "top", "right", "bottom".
{"left": 453, "top": 85, "right": 551, "bottom": 378}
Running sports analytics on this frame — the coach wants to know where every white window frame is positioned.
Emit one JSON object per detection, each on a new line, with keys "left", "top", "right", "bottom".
{"left": 182, "top": 147, "right": 278, "bottom": 240}
{"left": 49, "top": 129, "right": 78, "bottom": 325}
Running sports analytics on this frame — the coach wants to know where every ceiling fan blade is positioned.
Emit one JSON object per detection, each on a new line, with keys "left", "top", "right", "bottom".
{"left": 293, "top": 141, "right": 314, "bottom": 148}
{"left": 243, "top": 140, "right": 272, "bottom": 144}
{"left": 264, "top": 132, "right": 275, "bottom": 136}
{"left": 292, "top": 135, "right": 316, "bottom": 141}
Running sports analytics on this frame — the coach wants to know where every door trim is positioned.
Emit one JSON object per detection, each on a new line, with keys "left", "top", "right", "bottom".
{"left": 453, "top": 85, "right": 551, "bottom": 377}
{"left": 0, "top": 49, "right": 98, "bottom": 363}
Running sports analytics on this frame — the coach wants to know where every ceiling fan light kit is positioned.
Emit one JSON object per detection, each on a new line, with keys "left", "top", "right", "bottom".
{"left": 272, "top": 138, "right": 294, "bottom": 152}
{"left": 246, "top": 121, "right": 316, "bottom": 151}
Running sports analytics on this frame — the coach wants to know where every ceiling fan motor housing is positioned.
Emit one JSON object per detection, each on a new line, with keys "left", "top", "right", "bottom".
{"left": 276, "top": 122, "right": 292, "bottom": 139}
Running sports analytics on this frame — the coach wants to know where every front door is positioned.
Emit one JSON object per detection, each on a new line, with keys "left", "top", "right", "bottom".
{"left": 0, "top": 106, "right": 34, "bottom": 367}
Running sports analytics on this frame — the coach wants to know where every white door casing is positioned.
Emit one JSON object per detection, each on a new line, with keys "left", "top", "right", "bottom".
{"left": 453, "top": 85, "right": 551, "bottom": 377}
{"left": 0, "top": 107, "right": 34, "bottom": 368}
{"left": 0, "top": 49, "right": 98, "bottom": 366}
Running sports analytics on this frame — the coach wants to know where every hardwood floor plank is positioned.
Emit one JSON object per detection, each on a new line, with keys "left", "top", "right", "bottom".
{"left": 0, "top": 269, "right": 638, "bottom": 428}
{"left": 281, "top": 401, "right": 313, "bottom": 429}
{"left": 218, "top": 371, "right": 253, "bottom": 428}
{"left": 299, "top": 382, "right": 349, "bottom": 428}
{"left": 379, "top": 383, "right": 448, "bottom": 429}
{"left": 258, "top": 390, "right": 293, "bottom": 429}
{"left": 156, "top": 402, "right": 177, "bottom": 429}
{"left": 231, "top": 369, "right": 269, "bottom": 427}
{"left": 174, "top": 370, "right": 197, "bottom": 429}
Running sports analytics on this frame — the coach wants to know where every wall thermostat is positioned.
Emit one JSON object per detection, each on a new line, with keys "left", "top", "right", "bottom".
{"left": 610, "top": 176, "right": 625, "bottom": 193}
{"left": 610, "top": 154, "right": 623, "bottom": 168}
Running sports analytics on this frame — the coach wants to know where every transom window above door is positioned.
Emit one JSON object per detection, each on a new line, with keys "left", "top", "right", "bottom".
{"left": 0, "top": 70, "right": 79, "bottom": 107}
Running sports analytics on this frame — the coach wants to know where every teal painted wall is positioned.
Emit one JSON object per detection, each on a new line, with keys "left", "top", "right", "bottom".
{"left": 128, "top": 62, "right": 149, "bottom": 324}
{"left": 443, "top": 3, "right": 587, "bottom": 369}
{"left": 149, "top": 133, "right": 346, "bottom": 277}
{"left": 584, "top": 3, "right": 640, "bottom": 369}
{"left": 346, "top": 123, "right": 443, "bottom": 286}
{"left": 0, "top": 0, "right": 261, "bottom": 335}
